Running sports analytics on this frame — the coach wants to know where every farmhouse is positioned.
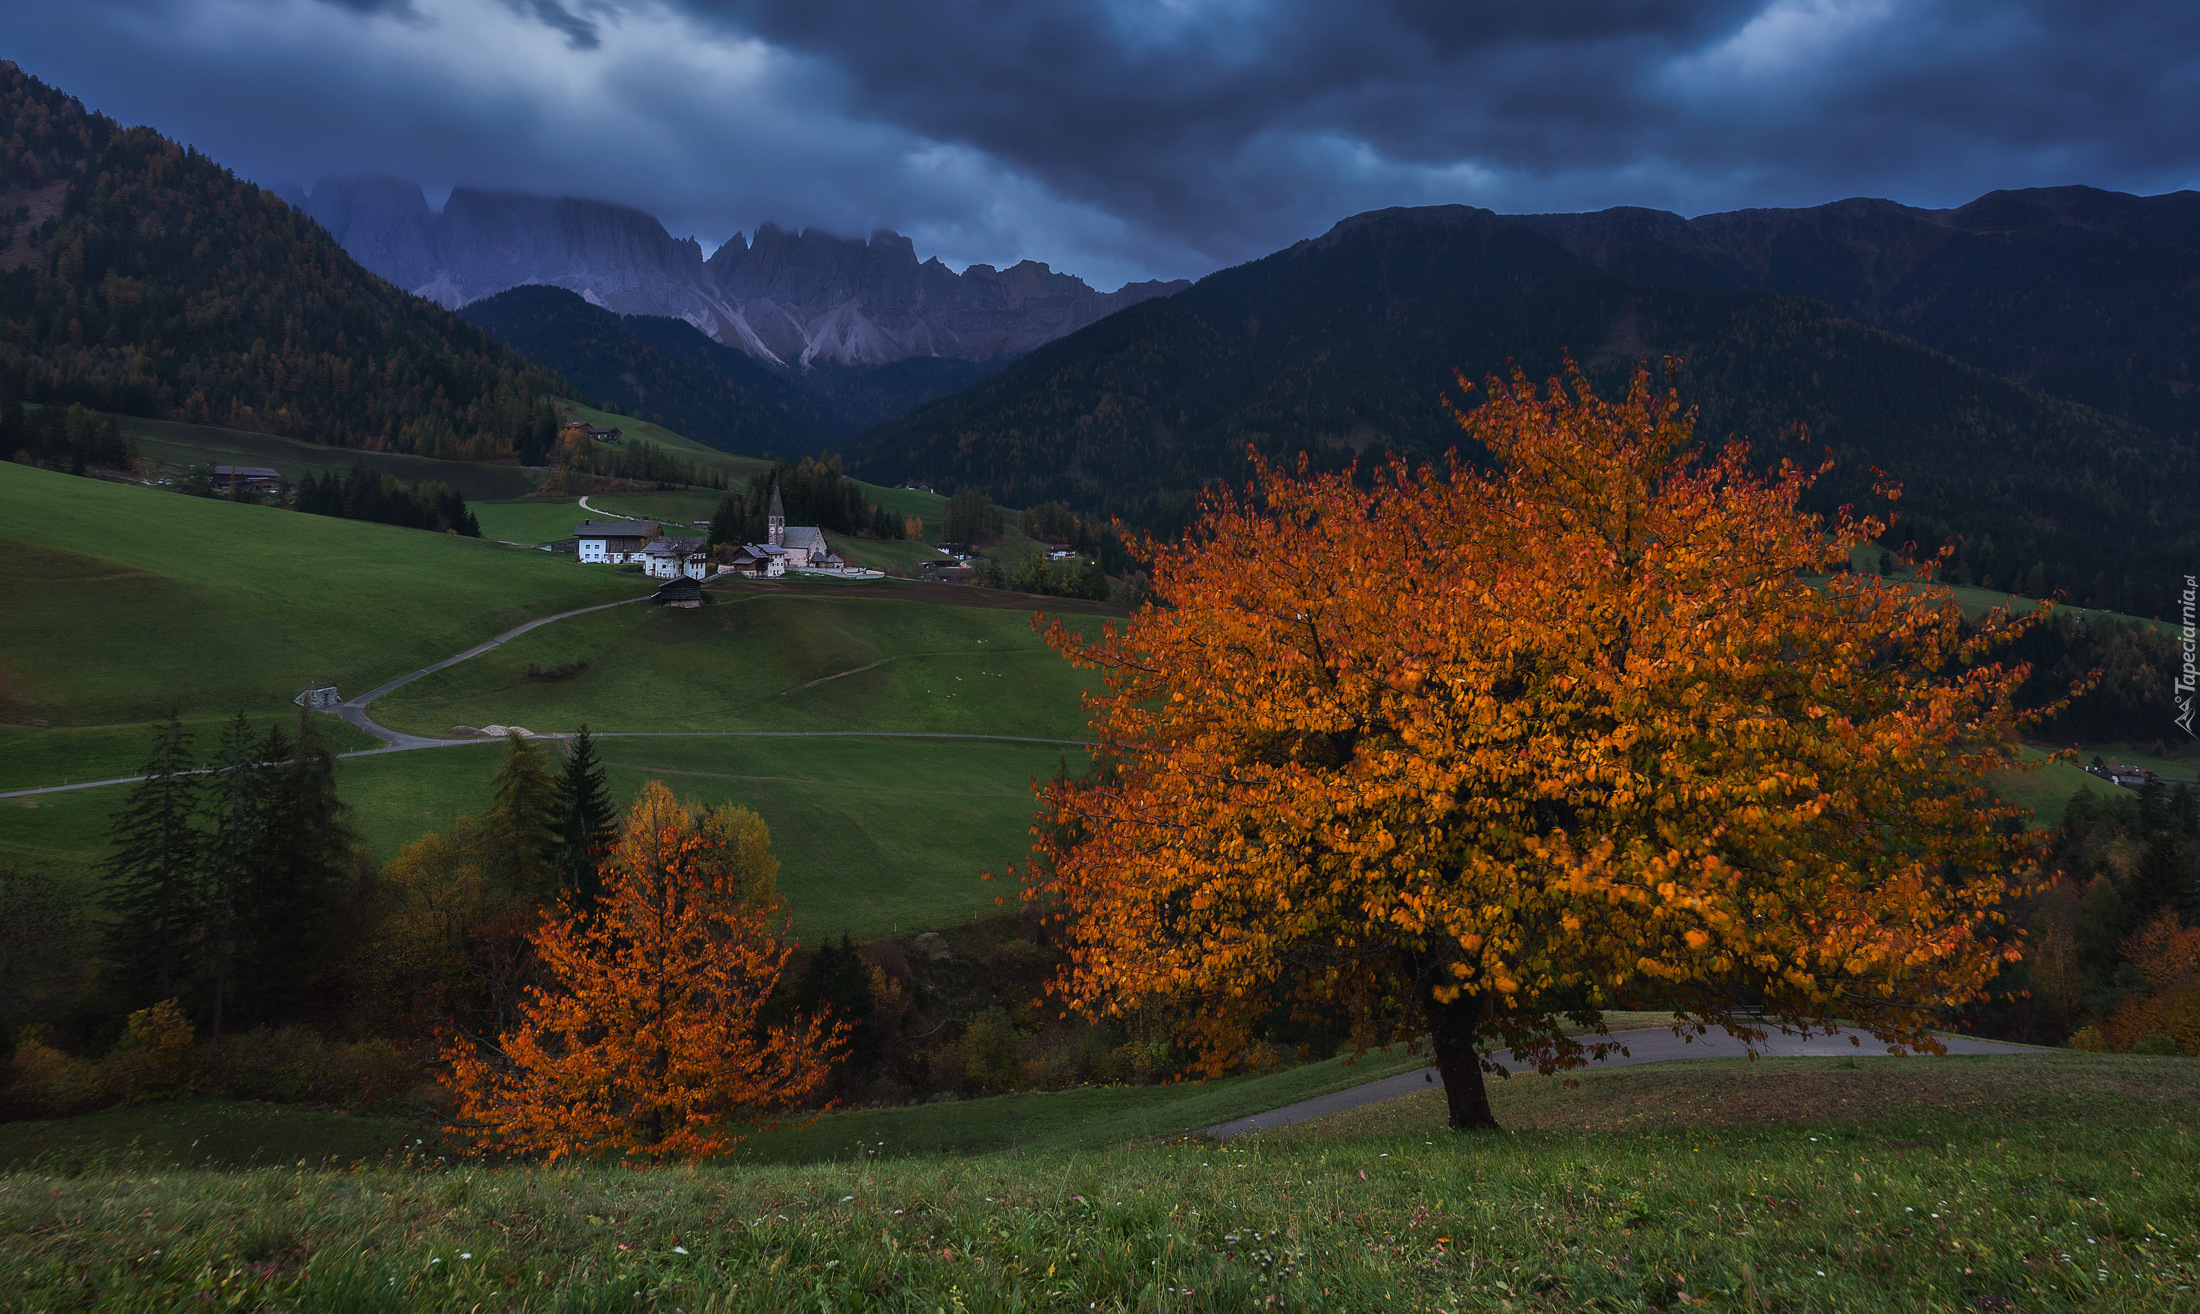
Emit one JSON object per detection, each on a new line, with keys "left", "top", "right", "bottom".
{"left": 641, "top": 536, "right": 711, "bottom": 580}
{"left": 574, "top": 519, "right": 661, "bottom": 564}
{"left": 561, "top": 419, "right": 624, "bottom": 443}
{"left": 766, "top": 487, "right": 846, "bottom": 570}
{"left": 652, "top": 575, "right": 703, "bottom": 608}
{"left": 726, "top": 543, "right": 787, "bottom": 578}
{"left": 210, "top": 465, "right": 287, "bottom": 492}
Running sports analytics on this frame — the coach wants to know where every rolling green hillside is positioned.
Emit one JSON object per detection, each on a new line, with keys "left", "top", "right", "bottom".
{"left": 853, "top": 205, "right": 2197, "bottom": 615}
{"left": 0, "top": 63, "right": 565, "bottom": 460}
{"left": 369, "top": 590, "right": 1104, "bottom": 741}
{"left": 0, "top": 461, "right": 640, "bottom": 736}
{"left": 0, "top": 735, "right": 1070, "bottom": 939}
{"left": 0, "top": 458, "right": 1105, "bottom": 938}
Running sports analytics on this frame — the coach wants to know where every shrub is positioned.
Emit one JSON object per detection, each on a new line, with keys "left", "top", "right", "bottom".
{"left": 96, "top": 999, "right": 195, "bottom": 1104}
{"left": 524, "top": 659, "right": 591, "bottom": 682}
{"left": 962, "top": 1009, "right": 1023, "bottom": 1094}
{"left": 1, "top": 1029, "right": 94, "bottom": 1118}
{"left": 199, "top": 1027, "right": 415, "bottom": 1108}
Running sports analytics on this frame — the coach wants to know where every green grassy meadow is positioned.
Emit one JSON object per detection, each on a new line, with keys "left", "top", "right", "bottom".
{"left": 115, "top": 414, "right": 543, "bottom": 501}
{"left": 2, "top": 1053, "right": 2192, "bottom": 1311}
{"left": 0, "top": 713, "right": 382, "bottom": 795}
{"left": 586, "top": 489, "right": 724, "bottom": 527}
{"left": 331, "top": 734, "right": 1076, "bottom": 940}
{"left": 4, "top": 731, "right": 1075, "bottom": 940}
{"left": 3, "top": 457, "right": 1107, "bottom": 938}
{"left": 472, "top": 497, "right": 591, "bottom": 546}
{"left": 0, "top": 461, "right": 642, "bottom": 732}
{"left": 370, "top": 590, "right": 1103, "bottom": 742}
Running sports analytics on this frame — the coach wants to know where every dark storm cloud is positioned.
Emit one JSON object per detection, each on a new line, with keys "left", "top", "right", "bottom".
{"left": 518, "top": 0, "right": 600, "bottom": 48}
{"left": 2, "top": 0, "right": 2194, "bottom": 283}
{"left": 669, "top": 0, "right": 2200, "bottom": 258}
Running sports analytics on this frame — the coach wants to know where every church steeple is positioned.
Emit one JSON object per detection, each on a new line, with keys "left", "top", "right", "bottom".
{"left": 767, "top": 485, "right": 786, "bottom": 548}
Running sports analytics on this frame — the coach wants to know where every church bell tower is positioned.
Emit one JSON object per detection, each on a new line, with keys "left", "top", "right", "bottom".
{"left": 767, "top": 485, "right": 786, "bottom": 548}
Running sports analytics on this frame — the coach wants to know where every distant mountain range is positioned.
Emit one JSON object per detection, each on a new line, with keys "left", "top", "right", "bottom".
{"left": 288, "top": 178, "right": 1189, "bottom": 369}
{"left": 852, "top": 189, "right": 2200, "bottom": 616}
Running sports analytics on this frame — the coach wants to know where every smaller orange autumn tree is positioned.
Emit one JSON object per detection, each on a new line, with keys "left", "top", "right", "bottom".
{"left": 1021, "top": 362, "right": 2064, "bottom": 1131}
{"left": 2091, "top": 910, "right": 2200, "bottom": 1055}
{"left": 447, "top": 781, "right": 845, "bottom": 1160}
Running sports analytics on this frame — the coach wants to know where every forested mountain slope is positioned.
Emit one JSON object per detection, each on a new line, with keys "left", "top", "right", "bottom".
{"left": 853, "top": 205, "right": 2197, "bottom": 615}
{"left": 460, "top": 285, "right": 1001, "bottom": 452}
{"left": 1515, "top": 187, "right": 2200, "bottom": 445}
{"left": 0, "top": 63, "right": 565, "bottom": 460}
{"left": 458, "top": 285, "right": 826, "bottom": 457}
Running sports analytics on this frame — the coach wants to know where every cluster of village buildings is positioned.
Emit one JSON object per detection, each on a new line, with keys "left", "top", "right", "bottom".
{"left": 572, "top": 488, "right": 843, "bottom": 585}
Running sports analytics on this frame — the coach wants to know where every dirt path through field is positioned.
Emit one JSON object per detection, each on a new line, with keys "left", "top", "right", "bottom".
{"left": 333, "top": 596, "right": 653, "bottom": 747}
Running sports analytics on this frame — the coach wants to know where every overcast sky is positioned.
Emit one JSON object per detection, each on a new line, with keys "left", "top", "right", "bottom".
{"left": 6, "top": 0, "right": 2197, "bottom": 288}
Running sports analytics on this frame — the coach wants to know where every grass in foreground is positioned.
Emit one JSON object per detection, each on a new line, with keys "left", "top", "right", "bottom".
{"left": 0, "top": 1101, "right": 427, "bottom": 1174}
{"left": 1, "top": 1054, "right": 2193, "bottom": 1311}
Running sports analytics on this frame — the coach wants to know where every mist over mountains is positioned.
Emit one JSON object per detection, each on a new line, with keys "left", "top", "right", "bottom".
{"left": 288, "top": 178, "right": 1189, "bottom": 370}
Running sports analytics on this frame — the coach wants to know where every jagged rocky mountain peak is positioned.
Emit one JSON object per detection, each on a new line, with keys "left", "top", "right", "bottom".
{"left": 298, "top": 176, "right": 1187, "bottom": 369}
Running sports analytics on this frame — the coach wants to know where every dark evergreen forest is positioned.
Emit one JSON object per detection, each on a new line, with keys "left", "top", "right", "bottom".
{"left": 0, "top": 62, "right": 568, "bottom": 460}
{"left": 851, "top": 208, "right": 2200, "bottom": 616}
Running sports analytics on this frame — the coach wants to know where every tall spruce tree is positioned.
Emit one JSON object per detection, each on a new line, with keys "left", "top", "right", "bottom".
{"left": 100, "top": 714, "right": 204, "bottom": 1006}
{"left": 201, "top": 713, "right": 264, "bottom": 1039}
{"left": 484, "top": 731, "right": 559, "bottom": 900}
{"left": 233, "top": 711, "right": 354, "bottom": 1025}
{"left": 549, "top": 727, "right": 616, "bottom": 910}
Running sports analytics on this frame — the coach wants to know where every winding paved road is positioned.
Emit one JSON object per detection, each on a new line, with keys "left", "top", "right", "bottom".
{"left": 1205, "top": 1027, "right": 2049, "bottom": 1138}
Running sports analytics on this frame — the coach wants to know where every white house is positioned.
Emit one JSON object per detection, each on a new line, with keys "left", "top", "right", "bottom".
{"left": 575, "top": 519, "right": 661, "bottom": 564}
{"left": 640, "top": 536, "right": 711, "bottom": 580}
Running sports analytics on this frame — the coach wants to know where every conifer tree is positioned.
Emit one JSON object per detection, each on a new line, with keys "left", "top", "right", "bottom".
{"left": 201, "top": 713, "right": 264, "bottom": 1039}
{"left": 483, "top": 731, "right": 559, "bottom": 900}
{"left": 234, "top": 711, "right": 354, "bottom": 1023}
{"left": 100, "top": 713, "right": 204, "bottom": 1006}
{"left": 549, "top": 727, "right": 616, "bottom": 909}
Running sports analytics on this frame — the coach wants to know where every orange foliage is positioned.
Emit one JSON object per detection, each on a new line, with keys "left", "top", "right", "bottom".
{"left": 446, "top": 782, "right": 845, "bottom": 1160}
{"left": 2099, "top": 909, "right": 2200, "bottom": 1055}
{"left": 1021, "top": 362, "right": 2055, "bottom": 1128}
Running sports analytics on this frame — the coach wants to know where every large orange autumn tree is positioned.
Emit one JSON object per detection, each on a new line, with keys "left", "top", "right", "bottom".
{"left": 1025, "top": 363, "right": 2060, "bottom": 1130}
{"left": 447, "top": 781, "right": 844, "bottom": 1160}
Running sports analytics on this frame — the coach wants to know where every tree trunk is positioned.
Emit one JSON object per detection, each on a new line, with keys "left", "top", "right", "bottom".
{"left": 1412, "top": 961, "right": 1500, "bottom": 1131}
